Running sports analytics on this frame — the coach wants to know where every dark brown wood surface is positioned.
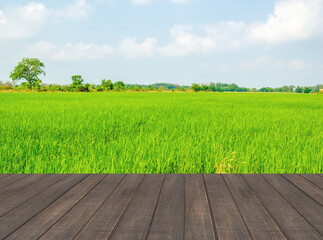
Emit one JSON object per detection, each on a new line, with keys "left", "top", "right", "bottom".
{"left": 0, "top": 174, "right": 322, "bottom": 240}
{"left": 184, "top": 175, "right": 215, "bottom": 240}
{"left": 243, "top": 174, "right": 322, "bottom": 240}
{"left": 224, "top": 175, "right": 286, "bottom": 239}
{"left": 109, "top": 175, "right": 165, "bottom": 240}
{"left": 204, "top": 174, "right": 252, "bottom": 240}
{"left": 283, "top": 174, "right": 323, "bottom": 205}
{"left": 147, "top": 174, "right": 185, "bottom": 240}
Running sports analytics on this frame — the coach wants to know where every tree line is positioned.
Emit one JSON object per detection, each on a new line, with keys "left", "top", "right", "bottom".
{"left": 1, "top": 57, "right": 322, "bottom": 93}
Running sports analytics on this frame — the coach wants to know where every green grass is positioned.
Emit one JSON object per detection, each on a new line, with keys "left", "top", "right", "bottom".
{"left": 0, "top": 92, "right": 322, "bottom": 173}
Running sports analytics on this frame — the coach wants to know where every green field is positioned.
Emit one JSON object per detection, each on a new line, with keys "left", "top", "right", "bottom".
{"left": 0, "top": 92, "right": 322, "bottom": 173}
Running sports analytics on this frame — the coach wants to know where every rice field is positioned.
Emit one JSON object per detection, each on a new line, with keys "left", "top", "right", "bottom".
{"left": 0, "top": 92, "right": 322, "bottom": 173}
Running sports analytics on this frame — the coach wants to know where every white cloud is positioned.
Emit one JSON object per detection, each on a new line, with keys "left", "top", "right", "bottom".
{"left": 218, "top": 63, "right": 231, "bottom": 71}
{"left": 28, "top": 41, "right": 114, "bottom": 60}
{"left": 0, "top": 1, "right": 92, "bottom": 41}
{"left": 4, "top": 0, "right": 323, "bottom": 59}
{"left": 131, "top": 0, "right": 195, "bottom": 4}
{"left": 204, "top": 21, "right": 247, "bottom": 50}
{"left": 288, "top": 59, "right": 311, "bottom": 70}
{"left": 29, "top": 38, "right": 159, "bottom": 60}
{"left": 237, "top": 56, "right": 273, "bottom": 71}
{"left": 132, "top": 0, "right": 155, "bottom": 5}
{"left": 0, "top": 3, "right": 47, "bottom": 40}
{"left": 156, "top": 0, "right": 323, "bottom": 56}
{"left": 170, "top": 0, "right": 196, "bottom": 3}
{"left": 54, "top": 0, "right": 92, "bottom": 19}
{"left": 157, "top": 25, "right": 216, "bottom": 57}
{"left": 236, "top": 56, "right": 311, "bottom": 71}
{"left": 248, "top": 0, "right": 323, "bottom": 43}
{"left": 0, "top": 10, "right": 8, "bottom": 24}
{"left": 118, "top": 37, "right": 157, "bottom": 58}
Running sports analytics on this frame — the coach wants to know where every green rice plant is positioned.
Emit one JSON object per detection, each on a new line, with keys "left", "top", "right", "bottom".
{"left": 0, "top": 92, "right": 322, "bottom": 173}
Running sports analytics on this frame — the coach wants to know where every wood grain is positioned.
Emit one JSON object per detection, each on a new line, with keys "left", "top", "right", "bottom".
{"left": 109, "top": 174, "right": 165, "bottom": 240}
{"left": 0, "top": 174, "right": 27, "bottom": 189}
{"left": 264, "top": 174, "right": 323, "bottom": 234}
{"left": 0, "top": 174, "right": 86, "bottom": 239}
{"left": 0, "top": 174, "right": 45, "bottom": 201}
{"left": 147, "top": 174, "right": 185, "bottom": 240}
{"left": 243, "top": 174, "right": 322, "bottom": 240}
{"left": 0, "top": 174, "right": 64, "bottom": 216}
{"left": 184, "top": 174, "right": 215, "bottom": 240}
{"left": 6, "top": 174, "right": 105, "bottom": 240}
{"left": 284, "top": 174, "right": 323, "bottom": 205}
{"left": 300, "top": 174, "right": 323, "bottom": 189}
{"left": 204, "top": 174, "right": 252, "bottom": 240}
{"left": 0, "top": 174, "right": 10, "bottom": 180}
{"left": 224, "top": 175, "right": 286, "bottom": 239}
{"left": 74, "top": 174, "right": 144, "bottom": 240}
{"left": 39, "top": 174, "right": 124, "bottom": 240}
{"left": 0, "top": 174, "right": 321, "bottom": 239}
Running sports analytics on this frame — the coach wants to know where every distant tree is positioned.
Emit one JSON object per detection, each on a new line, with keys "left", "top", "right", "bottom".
{"left": 9, "top": 58, "right": 45, "bottom": 89}
{"left": 71, "top": 75, "right": 83, "bottom": 85}
{"left": 70, "top": 75, "right": 88, "bottom": 92}
{"left": 227, "top": 84, "right": 239, "bottom": 92}
{"left": 259, "top": 87, "right": 274, "bottom": 92}
{"left": 209, "top": 82, "right": 216, "bottom": 92}
{"left": 295, "top": 86, "right": 303, "bottom": 93}
{"left": 236, "top": 87, "right": 248, "bottom": 92}
{"left": 151, "top": 83, "right": 177, "bottom": 90}
{"left": 191, "top": 83, "right": 201, "bottom": 92}
{"left": 304, "top": 87, "right": 311, "bottom": 94}
{"left": 178, "top": 86, "right": 186, "bottom": 91}
{"left": 101, "top": 79, "right": 113, "bottom": 91}
{"left": 201, "top": 85, "right": 209, "bottom": 91}
{"left": 114, "top": 81, "right": 125, "bottom": 91}
{"left": 282, "top": 85, "right": 295, "bottom": 92}
{"left": 314, "top": 84, "right": 323, "bottom": 92}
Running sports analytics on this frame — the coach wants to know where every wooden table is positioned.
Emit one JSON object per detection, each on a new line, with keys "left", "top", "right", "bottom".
{"left": 0, "top": 174, "right": 322, "bottom": 239}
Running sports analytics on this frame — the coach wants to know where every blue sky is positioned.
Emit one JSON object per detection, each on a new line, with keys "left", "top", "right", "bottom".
{"left": 0, "top": 0, "right": 322, "bottom": 87}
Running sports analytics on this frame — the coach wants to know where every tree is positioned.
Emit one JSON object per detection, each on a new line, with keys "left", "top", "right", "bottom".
{"left": 304, "top": 87, "right": 311, "bottom": 94}
{"left": 227, "top": 84, "right": 239, "bottom": 92}
{"left": 191, "top": 83, "right": 201, "bottom": 92}
{"left": 259, "top": 87, "right": 274, "bottom": 92}
{"left": 114, "top": 81, "right": 125, "bottom": 91}
{"left": 101, "top": 79, "right": 113, "bottom": 91}
{"left": 201, "top": 85, "right": 209, "bottom": 91}
{"left": 10, "top": 58, "right": 45, "bottom": 89}
{"left": 71, "top": 75, "right": 83, "bottom": 86}
{"left": 295, "top": 86, "right": 303, "bottom": 93}
{"left": 70, "top": 75, "right": 88, "bottom": 92}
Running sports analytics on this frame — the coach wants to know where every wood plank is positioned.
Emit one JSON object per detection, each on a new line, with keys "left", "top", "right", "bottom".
{"left": 284, "top": 174, "right": 323, "bottom": 206}
{"left": 223, "top": 175, "right": 286, "bottom": 239}
{"left": 0, "top": 174, "right": 45, "bottom": 200}
{"left": 0, "top": 174, "right": 86, "bottom": 239}
{"left": 203, "top": 174, "right": 252, "bottom": 240}
{"left": 0, "top": 174, "right": 65, "bottom": 216}
{"left": 109, "top": 174, "right": 165, "bottom": 240}
{"left": 264, "top": 174, "right": 323, "bottom": 234}
{"left": 184, "top": 174, "right": 215, "bottom": 240}
{"left": 0, "top": 174, "right": 10, "bottom": 180}
{"left": 39, "top": 174, "right": 124, "bottom": 240}
{"left": 74, "top": 175, "right": 144, "bottom": 240}
{"left": 301, "top": 174, "right": 323, "bottom": 189}
{"left": 6, "top": 174, "right": 105, "bottom": 240}
{"left": 147, "top": 174, "right": 185, "bottom": 240}
{"left": 0, "top": 174, "right": 27, "bottom": 189}
{"left": 243, "top": 174, "right": 322, "bottom": 240}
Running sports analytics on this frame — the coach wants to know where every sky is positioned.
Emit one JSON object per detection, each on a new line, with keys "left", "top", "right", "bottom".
{"left": 0, "top": 0, "right": 322, "bottom": 88}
